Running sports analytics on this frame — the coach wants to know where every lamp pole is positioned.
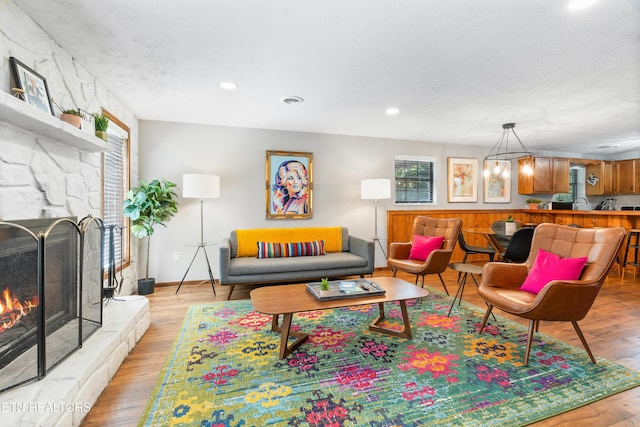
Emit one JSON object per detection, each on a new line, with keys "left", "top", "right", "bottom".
{"left": 176, "top": 174, "right": 220, "bottom": 296}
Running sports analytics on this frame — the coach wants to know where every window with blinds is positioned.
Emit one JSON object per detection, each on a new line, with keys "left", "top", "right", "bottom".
{"left": 394, "top": 155, "right": 437, "bottom": 204}
{"left": 102, "top": 111, "right": 130, "bottom": 272}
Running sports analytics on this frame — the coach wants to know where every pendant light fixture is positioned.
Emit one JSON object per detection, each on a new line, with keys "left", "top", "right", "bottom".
{"left": 483, "top": 123, "right": 534, "bottom": 178}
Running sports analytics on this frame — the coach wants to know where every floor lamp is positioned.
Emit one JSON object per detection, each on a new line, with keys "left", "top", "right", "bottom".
{"left": 361, "top": 178, "right": 391, "bottom": 258}
{"left": 176, "top": 174, "right": 220, "bottom": 295}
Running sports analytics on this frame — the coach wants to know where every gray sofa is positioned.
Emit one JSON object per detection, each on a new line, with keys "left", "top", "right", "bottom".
{"left": 219, "top": 227, "right": 374, "bottom": 299}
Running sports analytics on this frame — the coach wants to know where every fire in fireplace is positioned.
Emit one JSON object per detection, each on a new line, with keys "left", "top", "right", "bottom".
{"left": 0, "top": 287, "right": 39, "bottom": 335}
{"left": 0, "top": 216, "right": 104, "bottom": 393}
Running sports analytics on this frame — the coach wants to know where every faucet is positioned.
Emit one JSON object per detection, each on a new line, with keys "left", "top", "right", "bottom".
{"left": 573, "top": 197, "right": 589, "bottom": 210}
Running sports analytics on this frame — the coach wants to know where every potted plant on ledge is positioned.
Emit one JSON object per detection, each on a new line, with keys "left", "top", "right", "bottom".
{"left": 51, "top": 98, "right": 83, "bottom": 128}
{"left": 93, "top": 112, "right": 109, "bottom": 141}
{"left": 60, "top": 108, "right": 82, "bottom": 128}
{"left": 123, "top": 179, "right": 179, "bottom": 295}
{"left": 526, "top": 198, "right": 542, "bottom": 210}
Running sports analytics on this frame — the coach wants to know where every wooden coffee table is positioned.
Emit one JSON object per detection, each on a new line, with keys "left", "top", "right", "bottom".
{"left": 250, "top": 276, "right": 429, "bottom": 359}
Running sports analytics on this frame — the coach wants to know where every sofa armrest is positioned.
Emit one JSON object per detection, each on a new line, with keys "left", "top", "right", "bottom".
{"left": 348, "top": 235, "right": 375, "bottom": 270}
{"left": 218, "top": 237, "right": 232, "bottom": 283}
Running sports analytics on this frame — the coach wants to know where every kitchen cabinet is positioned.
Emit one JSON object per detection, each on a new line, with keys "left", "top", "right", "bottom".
{"left": 614, "top": 159, "right": 639, "bottom": 194}
{"left": 518, "top": 157, "right": 569, "bottom": 194}
{"left": 586, "top": 160, "right": 614, "bottom": 196}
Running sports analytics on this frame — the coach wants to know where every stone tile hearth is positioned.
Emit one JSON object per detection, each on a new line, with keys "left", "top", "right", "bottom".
{"left": 0, "top": 296, "right": 149, "bottom": 427}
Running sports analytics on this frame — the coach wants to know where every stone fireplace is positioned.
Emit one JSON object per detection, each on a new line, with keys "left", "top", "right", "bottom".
{"left": 0, "top": 216, "right": 103, "bottom": 394}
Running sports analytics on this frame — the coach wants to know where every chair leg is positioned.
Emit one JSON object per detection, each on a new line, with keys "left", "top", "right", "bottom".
{"left": 572, "top": 321, "right": 597, "bottom": 363}
{"left": 478, "top": 304, "right": 494, "bottom": 333}
{"left": 524, "top": 320, "right": 538, "bottom": 366}
{"left": 437, "top": 273, "right": 449, "bottom": 295}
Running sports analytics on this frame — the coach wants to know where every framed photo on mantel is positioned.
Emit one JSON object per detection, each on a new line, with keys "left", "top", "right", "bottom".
{"left": 9, "top": 57, "right": 54, "bottom": 116}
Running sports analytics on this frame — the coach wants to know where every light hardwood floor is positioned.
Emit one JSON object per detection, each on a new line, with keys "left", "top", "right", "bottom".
{"left": 81, "top": 268, "right": 640, "bottom": 426}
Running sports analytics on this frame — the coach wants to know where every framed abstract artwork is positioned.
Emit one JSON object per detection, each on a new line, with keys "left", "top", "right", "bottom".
{"left": 447, "top": 157, "right": 478, "bottom": 202}
{"left": 9, "top": 57, "right": 54, "bottom": 115}
{"left": 266, "top": 150, "right": 313, "bottom": 219}
{"left": 483, "top": 160, "right": 511, "bottom": 203}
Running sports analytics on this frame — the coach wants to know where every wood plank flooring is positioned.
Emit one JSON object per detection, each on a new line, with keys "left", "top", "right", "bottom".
{"left": 81, "top": 269, "right": 640, "bottom": 427}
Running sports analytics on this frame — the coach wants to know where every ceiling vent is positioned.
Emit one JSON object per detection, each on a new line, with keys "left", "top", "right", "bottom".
{"left": 281, "top": 96, "right": 304, "bottom": 105}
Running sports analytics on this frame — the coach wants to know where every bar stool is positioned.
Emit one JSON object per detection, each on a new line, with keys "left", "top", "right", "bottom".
{"left": 622, "top": 229, "right": 640, "bottom": 279}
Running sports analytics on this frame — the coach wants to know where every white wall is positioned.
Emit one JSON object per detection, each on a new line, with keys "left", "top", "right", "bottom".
{"left": 139, "top": 120, "right": 530, "bottom": 283}
{"left": 0, "top": 0, "right": 140, "bottom": 294}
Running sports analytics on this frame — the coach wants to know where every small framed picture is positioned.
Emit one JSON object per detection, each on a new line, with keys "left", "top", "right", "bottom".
{"left": 79, "top": 109, "right": 95, "bottom": 132}
{"left": 447, "top": 157, "right": 478, "bottom": 202}
{"left": 266, "top": 150, "right": 313, "bottom": 219}
{"left": 9, "top": 57, "right": 54, "bottom": 115}
{"left": 483, "top": 160, "right": 511, "bottom": 203}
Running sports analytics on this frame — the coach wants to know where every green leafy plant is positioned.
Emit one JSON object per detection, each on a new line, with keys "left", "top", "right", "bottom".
{"left": 50, "top": 98, "right": 81, "bottom": 116}
{"left": 320, "top": 278, "right": 330, "bottom": 291}
{"left": 123, "top": 179, "right": 179, "bottom": 279}
{"left": 526, "top": 198, "right": 542, "bottom": 204}
{"left": 93, "top": 113, "right": 109, "bottom": 131}
{"left": 505, "top": 215, "right": 515, "bottom": 222}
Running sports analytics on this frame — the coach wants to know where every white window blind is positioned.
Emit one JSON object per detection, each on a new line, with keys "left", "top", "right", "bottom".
{"left": 394, "top": 155, "right": 437, "bottom": 204}
{"left": 102, "top": 114, "right": 129, "bottom": 271}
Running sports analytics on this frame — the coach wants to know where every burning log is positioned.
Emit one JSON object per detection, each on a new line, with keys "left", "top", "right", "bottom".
{"left": 0, "top": 288, "right": 38, "bottom": 333}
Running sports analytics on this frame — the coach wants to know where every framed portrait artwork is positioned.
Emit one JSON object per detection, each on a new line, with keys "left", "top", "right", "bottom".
{"left": 447, "top": 157, "right": 478, "bottom": 202}
{"left": 483, "top": 160, "right": 511, "bottom": 203}
{"left": 9, "top": 57, "right": 54, "bottom": 115}
{"left": 266, "top": 150, "right": 313, "bottom": 219}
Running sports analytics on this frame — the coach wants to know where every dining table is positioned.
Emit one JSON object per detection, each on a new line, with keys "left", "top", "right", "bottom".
{"left": 463, "top": 227, "right": 509, "bottom": 254}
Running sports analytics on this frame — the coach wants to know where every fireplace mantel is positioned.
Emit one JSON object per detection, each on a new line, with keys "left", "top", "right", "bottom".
{"left": 0, "top": 91, "right": 110, "bottom": 152}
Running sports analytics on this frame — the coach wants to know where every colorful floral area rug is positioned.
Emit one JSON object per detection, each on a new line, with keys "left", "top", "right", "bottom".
{"left": 139, "top": 290, "right": 640, "bottom": 426}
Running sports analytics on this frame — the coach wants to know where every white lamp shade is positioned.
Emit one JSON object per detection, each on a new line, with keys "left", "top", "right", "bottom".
{"left": 182, "top": 174, "right": 220, "bottom": 199}
{"left": 361, "top": 179, "right": 391, "bottom": 200}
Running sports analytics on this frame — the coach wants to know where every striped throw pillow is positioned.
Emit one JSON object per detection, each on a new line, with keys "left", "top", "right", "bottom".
{"left": 257, "top": 240, "right": 326, "bottom": 258}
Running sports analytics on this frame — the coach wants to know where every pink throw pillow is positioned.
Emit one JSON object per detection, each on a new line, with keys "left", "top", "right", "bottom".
{"left": 408, "top": 235, "right": 445, "bottom": 261}
{"left": 519, "top": 248, "right": 588, "bottom": 294}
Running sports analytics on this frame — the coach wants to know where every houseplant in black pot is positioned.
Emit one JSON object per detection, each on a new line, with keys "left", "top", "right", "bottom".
{"left": 123, "top": 179, "right": 179, "bottom": 295}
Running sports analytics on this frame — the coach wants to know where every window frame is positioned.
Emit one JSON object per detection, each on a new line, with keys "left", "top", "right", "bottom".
{"left": 101, "top": 109, "right": 131, "bottom": 273}
{"left": 394, "top": 155, "right": 438, "bottom": 205}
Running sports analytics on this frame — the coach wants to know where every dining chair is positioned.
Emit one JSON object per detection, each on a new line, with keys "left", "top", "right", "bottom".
{"left": 501, "top": 227, "right": 535, "bottom": 263}
{"left": 458, "top": 232, "right": 495, "bottom": 263}
{"left": 388, "top": 216, "right": 463, "bottom": 295}
{"left": 477, "top": 223, "right": 626, "bottom": 366}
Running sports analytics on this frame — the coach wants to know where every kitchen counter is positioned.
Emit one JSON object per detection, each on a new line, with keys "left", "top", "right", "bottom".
{"left": 521, "top": 209, "right": 640, "bottom": 229}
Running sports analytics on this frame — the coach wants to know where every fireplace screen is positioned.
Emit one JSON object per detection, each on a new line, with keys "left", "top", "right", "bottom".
{"left": 0, "top": 216, "right": 103, "bottom": 393}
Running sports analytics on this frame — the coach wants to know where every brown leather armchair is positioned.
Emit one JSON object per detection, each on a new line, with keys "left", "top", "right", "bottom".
{"left": 478, "top": 223, "right": 626, "bottom": 366}
{"left": 388, "top": 216, "right": 463, "bottom": 295}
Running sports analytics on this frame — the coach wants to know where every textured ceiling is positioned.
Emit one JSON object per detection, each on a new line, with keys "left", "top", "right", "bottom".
{"left": 14, "top": 0, "right": 640, "bottom": 155}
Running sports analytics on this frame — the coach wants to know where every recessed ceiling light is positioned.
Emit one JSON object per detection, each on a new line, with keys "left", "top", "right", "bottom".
{"left": 281, "top": 96, "right": 304, "bottom": 105}
{"left": 567, "top": 0, "right": 599, "bottom": 11}
{"left": 219, "top": 81, "right": 238, "bottom": 90}
{"left": 385, "top": 108, "right": 400, "bottom": 115}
